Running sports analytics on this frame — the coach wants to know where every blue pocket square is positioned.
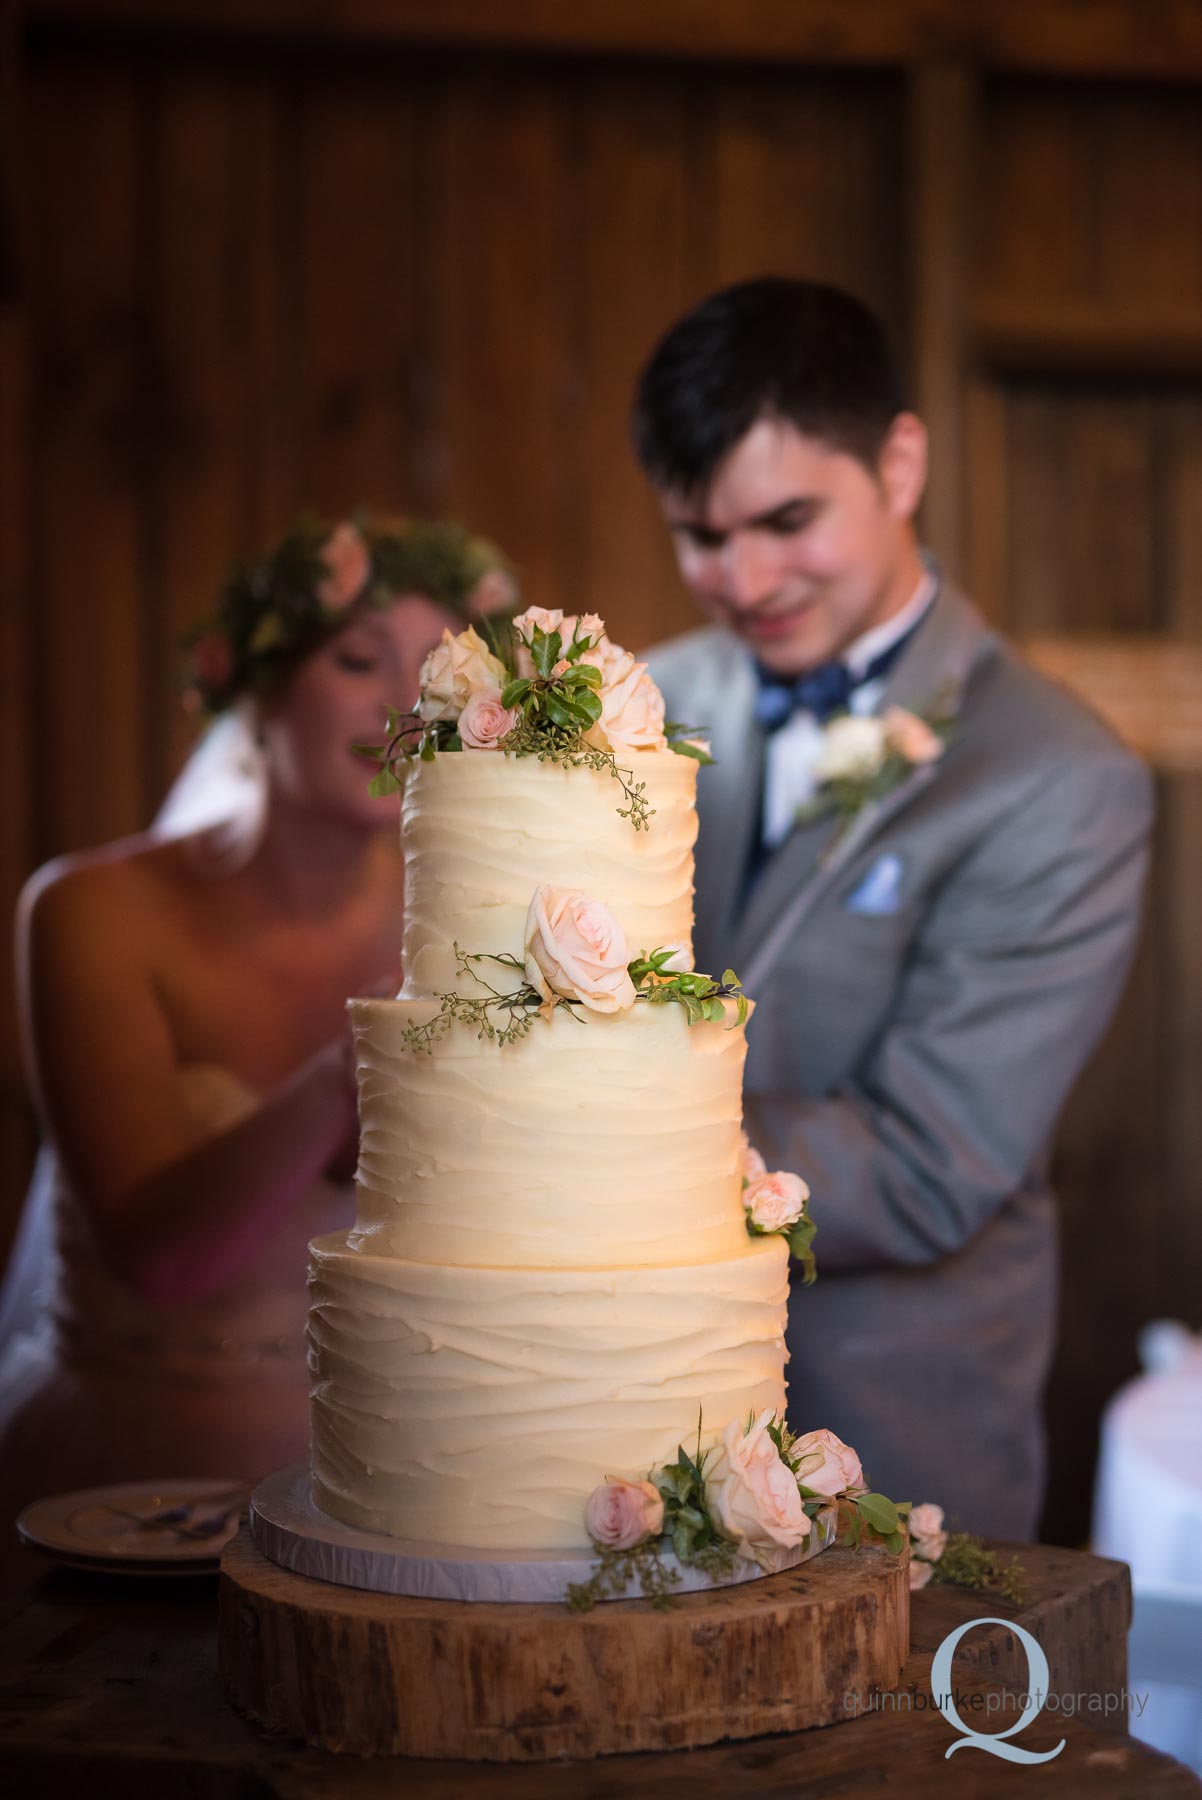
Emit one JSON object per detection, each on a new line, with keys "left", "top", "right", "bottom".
{"left": 846, "top": 854, "right": 904, "bottom": 916}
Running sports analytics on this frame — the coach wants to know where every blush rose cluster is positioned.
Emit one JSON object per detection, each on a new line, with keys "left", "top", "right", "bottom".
{"left": 414, "top": 607, "right": 669, "bottom": 759}
{"left": 573, "top": 1415, "right": 904, "bottom": 1610}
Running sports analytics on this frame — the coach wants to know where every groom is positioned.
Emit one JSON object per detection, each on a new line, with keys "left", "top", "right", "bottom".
{"left": 636, "top": 278, "right": 1153, "bottom": 1538}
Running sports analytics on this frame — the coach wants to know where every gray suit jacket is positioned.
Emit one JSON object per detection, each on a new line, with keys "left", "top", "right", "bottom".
{"left": 648, "top": 580, "right": 1153, "bottom": 1537}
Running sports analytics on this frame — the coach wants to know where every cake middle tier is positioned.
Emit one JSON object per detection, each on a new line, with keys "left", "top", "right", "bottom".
{"left": 349, "top": 996, "right": 752, "bottom": 1269}
{"left": 399, "top": 749, "right": 699, "bottom": 998}
{"left": 308, "top": 1233, "right": 789, "bottom": 1550}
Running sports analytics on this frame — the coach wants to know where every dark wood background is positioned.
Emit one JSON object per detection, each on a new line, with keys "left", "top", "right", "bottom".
{"left": 4, "top": 1, "right": 1201, "bottom": 1543}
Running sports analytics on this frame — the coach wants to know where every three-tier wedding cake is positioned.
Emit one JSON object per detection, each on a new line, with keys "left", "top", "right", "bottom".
{"left": 306, "top": 607, "right": 854, "bottom": 1580}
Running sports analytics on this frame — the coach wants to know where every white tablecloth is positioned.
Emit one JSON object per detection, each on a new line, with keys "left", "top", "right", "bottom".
{"left": 1092, "top": 1334, "right": 1202, "bottom": 1774}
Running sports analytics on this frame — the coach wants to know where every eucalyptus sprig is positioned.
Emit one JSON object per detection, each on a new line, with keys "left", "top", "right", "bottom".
{"left": 928, "top": 1534, "right": 1026, "bottom": 1606}
{"left": 629, "top": 949, "right": 749, "bottom": 1028}
{"left": 398, "top": 943, "right": 583, "bottom": 1054}
{"left": 564, "top": 1538, "right": 682, "bottom": 1614}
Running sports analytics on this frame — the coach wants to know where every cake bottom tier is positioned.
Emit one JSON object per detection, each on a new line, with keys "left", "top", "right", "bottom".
{"left": 307, "top": 1232, "right": 789, "bottom": 1550}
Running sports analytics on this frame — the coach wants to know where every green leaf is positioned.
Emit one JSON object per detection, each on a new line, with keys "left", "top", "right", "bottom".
{"left": 543, "top": 690, "right": 584, "bottom": 729}
{"left": 721, "top": 969, "right": 740, "bottom": 989}
{"left": 856, "top": 1493, "right": 900, "bottom": 1536}
{"left": 351, "top": 741, "right": 385, "bottom": 761}
{"left": 669, "top": 740, "right": 714, "bottom": 765}
{"left": 367, "top": 768, "right": 402, "bottom": 797}
{"left": 419, "top": 737, "right": 436, "bottom": 762}
{"left": 531, "top": 627, "right": 562, "bottom": 678}
{"left": 500, "top": 677, "right": 532, "bottom": 709}
{"left": 572, "top": 687, "right": 603, "bottom": 724}
{"left": 563, "top": 661, "right": 602, "bottom": 689}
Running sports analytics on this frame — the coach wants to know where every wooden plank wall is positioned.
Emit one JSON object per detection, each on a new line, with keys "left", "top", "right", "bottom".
{"left": 5, "top": 18, "right": 1201, "bottom": 1542}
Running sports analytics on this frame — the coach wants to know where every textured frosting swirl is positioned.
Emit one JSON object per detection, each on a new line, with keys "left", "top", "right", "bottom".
{"left": 348, "top": 996, "right": 750, "bottom": 1269}
{"left": 309, "top": 1234, "right": 789, "bottom": 1550}
{"left": 399, "top": 751, "right": 698, "bottom": 998}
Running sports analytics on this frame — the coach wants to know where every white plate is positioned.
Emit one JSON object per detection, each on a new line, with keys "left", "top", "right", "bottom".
{"left": 17, "top": 1477, "right": 249, "bottom": 1570}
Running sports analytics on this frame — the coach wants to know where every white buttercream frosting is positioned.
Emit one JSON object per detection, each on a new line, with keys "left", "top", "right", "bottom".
{"left": 308, "top": 727, "right": 796, "bottom": 1554}
{"left": 348, "top": 996, "right": 751, "bottom": 1269}
{"left": 309, "top": 1234, "right": 789, "bottom": 1549}
{"left": 399, "top": 751, "right": 698, "bottom": 998}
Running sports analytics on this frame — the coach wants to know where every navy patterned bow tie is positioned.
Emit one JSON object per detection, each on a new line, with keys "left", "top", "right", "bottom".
{"left": 753, "top": 632, "right": 915, "bottom": 732}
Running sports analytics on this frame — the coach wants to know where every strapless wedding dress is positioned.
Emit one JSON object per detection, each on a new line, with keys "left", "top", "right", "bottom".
{"left": 0, "top": 1065, "right": 352, "bottom": 1595}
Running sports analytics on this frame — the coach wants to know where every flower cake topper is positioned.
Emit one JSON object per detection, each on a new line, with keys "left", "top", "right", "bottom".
{"left": 182, "top": 515, "right": 517, "bottom": 715}
{"left": 358, "top": 606, "right": 712, "bottom": 829}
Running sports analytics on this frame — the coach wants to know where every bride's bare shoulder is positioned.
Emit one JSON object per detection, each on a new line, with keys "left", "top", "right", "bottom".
{"left": 17, "top": 830, "right": 222, "bottom": 953}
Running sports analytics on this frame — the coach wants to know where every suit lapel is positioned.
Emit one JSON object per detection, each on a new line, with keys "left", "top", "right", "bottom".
{"left": 738, "top": 582, "right": 994, "bottom": 996}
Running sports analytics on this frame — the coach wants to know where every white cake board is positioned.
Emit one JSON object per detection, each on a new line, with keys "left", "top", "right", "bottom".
{"left": 250, "top": 1464, "right": 837, "bottom": 1605}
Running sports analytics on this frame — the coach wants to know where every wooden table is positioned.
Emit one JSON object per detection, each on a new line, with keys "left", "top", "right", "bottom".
{"left": 1, "top": 1542, "right": 1199, "bottom": 1797}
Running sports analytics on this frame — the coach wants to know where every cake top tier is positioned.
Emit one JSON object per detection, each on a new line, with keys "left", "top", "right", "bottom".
{"left": 358, "top": 607, "right": 709, "bottom": 1000}
{"left": 400, "top": 751, "right": 698, "bottom": 998}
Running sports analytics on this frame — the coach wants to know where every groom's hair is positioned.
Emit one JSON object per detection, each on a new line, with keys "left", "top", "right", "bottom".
{"left": 631, "top": 277, "right": 907, "bottom": 494}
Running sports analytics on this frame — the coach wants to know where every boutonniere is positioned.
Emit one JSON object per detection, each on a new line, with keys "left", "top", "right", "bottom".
{"left": 799, "top": 698, "right": 952, "bottom": 835}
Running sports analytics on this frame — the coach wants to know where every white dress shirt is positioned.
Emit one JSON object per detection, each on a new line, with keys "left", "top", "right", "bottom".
{"left": 760, "top": 573, "right": 937, "bottom": 852}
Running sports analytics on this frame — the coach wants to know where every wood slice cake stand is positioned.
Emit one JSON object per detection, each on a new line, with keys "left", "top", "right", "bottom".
{"left": 219, "top": 1487, "right": 910, "bottom": 1763}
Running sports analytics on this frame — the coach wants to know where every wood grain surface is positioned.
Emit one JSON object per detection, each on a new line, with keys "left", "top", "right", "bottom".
{"left": 3, "top": 1540, "right": 1199, "bottom": 1796}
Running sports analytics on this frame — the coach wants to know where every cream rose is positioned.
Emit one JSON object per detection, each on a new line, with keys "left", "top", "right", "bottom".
{"left": 590, "top": 643, "right": 666, "bottom": 754}
{"left": 419, "top": 625, "right": 509, "bottom": 722}
{"left": 523, "top": 886, "right": 636, "bottom": 1014}
{"left": 317, "top": 521, "right": 371, "bottom": 611}
{"left": 655, "top": 941, "right": 692, "bottom": 974}
{"left": 884, "top": 707, "right": 943, "bottom": 766}
{"left": 512, "top": 605, "right": 566, "bottom": 638}
{"left": 583, "top": 1477, "right": 664, "bottom": 1550}
{"left": 704, "top": 1409, "right": 811, "bottom": 1562}
{"left": 458, "top": 684, "right": 518, "bottom": 750}
{"left": 791, "top": 1427, "right": 864, "bottom": 1497}
{"left": 909, "top": 1558, "right": 934, "bottom": 1591}
{"left": 743, "top": 1170, "right": 809, "bottom": 1233}
{"left": 814, "top": 714, "right": 888, "bottom": 784}
{"left": 739, "top": 1137, "right": 768, "bottom": 1184}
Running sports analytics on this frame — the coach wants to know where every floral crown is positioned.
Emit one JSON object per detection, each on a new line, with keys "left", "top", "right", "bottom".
{"left": 182, "top": 515, "right": 518, "bottom": 714}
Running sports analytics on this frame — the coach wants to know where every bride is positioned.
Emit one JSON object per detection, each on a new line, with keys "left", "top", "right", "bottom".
{"left": 0, "top": 515, "right": 515, "bottom": 1594}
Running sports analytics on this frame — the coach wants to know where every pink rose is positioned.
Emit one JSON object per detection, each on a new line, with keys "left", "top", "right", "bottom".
{"left": 419, "top": 626, "right": 509, "bottom": 722}
{"left": 908, "top": 1502, "right": 945, "bottom": 1541}
{"left": 583, "top": 1477, "right": 664, "bottom": 1550}
{"left": 512, "top": 606, "right": 569, "bottom": 679}
{"left": 465, "top": 566, "right": 518, "bottom": 619}
{"left": 704, "top": 1409, "right": 811, "bottom": 1562}
{"left": 909, "top": 1501, "right": 947, "bottom": 1563}
{"left": 191, "top": 630, "right": 232, "bottom": 691}
{"left": 743, "top": 1170, "right": 809, "bottom": 1233}
{"left": 576, "top": 612, "right": 606, "bottom": 647}
{"left": 458, "top": 684, "right": 518, "bottom": 750}
{"left": 883, "top": 707, "right": 942, "bottom": 766}
{"left": 512, "top": 606, "right": 566, "bottom": 638}
{"left": 523, "top": 886, "right": 636, "bottom": 1014}
{"left": 590, "top": 643, "right": 666, "bottom": 754}
{"left": 317, "top": 522, "right": 371, "bottom": 611}
{"left": 791, "top": 1428, "right": 864, "bottom": 1497}
{"left": 909, "top": 1558, "right": 934, "bottom": 1591}
{"left": 739, "top": 1137, "right": 768, "bottom": 1184}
